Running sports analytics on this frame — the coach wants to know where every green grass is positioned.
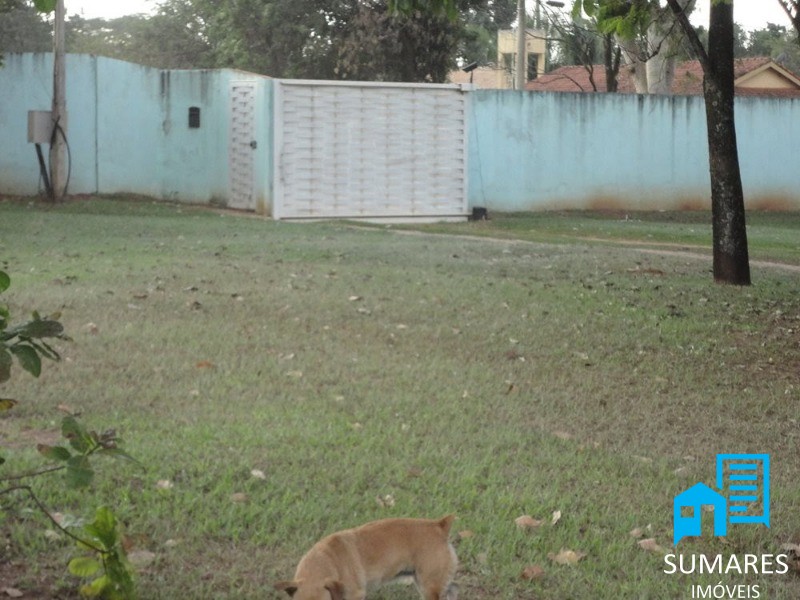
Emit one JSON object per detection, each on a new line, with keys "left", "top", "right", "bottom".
{"left": 1, "top": 198, "right": 799, "bottom": 599}
{"left": 405, "top": 210, "right": 800, "bottom": 265}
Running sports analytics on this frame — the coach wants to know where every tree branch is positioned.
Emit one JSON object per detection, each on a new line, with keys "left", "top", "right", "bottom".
{"left": 0, "top": 464, "right": 65, "bottom": 483}
{"left": 665, "top": 0, "right": 709, "bottom": 69}
{"left": 0, "top": 484, "right": 105, "bottom": 553}
{"left": 776, "top": 0, "right": 800, "bottom": 35}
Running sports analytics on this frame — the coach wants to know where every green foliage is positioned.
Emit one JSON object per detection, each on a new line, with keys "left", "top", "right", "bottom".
{"left": 0, "top": 292, "right": 67, "bottom": 385}
{"left": 740, "top": 23, "right": 800, "bottom": 73}
{"left": 0, "top": 270, "right": 68, "bottom": 384}
{"left": 32, "top": 0, "right": 56, "bottom": 12}
{"left": 389, "top": 0, "right": 458, "bottom": 20}
{"left": 0, "top": 269, "right": 138, "bottom": 599}
{"left": 69, "top": 507, "right": 136, "bottom": 599}
{"left": 60, "top": 0, "right": 512, "bottom": 81}
{"left": 336, "top": 0, "right": 462, "bottom": 82}
{"left": 2, "top": 412, "right": 139, "bottom": 597}
{"left": 572, "top": 0, "right": 654, "bottom": 37}
{"left": 65, "top": 12, "right": 215, "bottom": 70}
{"left": 0, "top": 4, "right": 52, "bottom": 59}
{"left": 37, "top": 415, "right": 139, "bottom": 489}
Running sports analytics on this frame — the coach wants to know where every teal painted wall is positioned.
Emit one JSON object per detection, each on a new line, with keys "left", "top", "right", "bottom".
{"left": 468, "top": 90, "right": 800, "bottom": 211}
{"left": 1, "top": 54, "right": 798, "bottom": 212}
{"left": 0, "top": 53, "right": 272, "bottom": 210}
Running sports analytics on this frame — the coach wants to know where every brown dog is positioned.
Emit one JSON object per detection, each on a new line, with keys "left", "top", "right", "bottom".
{"left": 274, "top": 515, "right": 458, "bottom": 600}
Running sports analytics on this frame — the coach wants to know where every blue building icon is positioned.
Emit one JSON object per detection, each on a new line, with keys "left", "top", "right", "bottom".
{"left": 673, "top": 454, "right": 769, "bottom": 546}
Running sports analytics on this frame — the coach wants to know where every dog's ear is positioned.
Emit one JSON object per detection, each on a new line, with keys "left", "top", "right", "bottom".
{"left": 273, "top": 580, "right": 299, "bottom": 597}
{"left": 438, "top": 514, "right": 456, "bottom": 534}
{"left": 324, "top": 580, "right": 345, "bottom": 600}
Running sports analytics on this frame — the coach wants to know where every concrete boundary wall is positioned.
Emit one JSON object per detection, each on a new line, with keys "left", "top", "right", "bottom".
{"left": 0, "top": 53, "right": 272, "bottom": 211}
{"left": 1, "top": 54, "right": 798, "bottom": 213}
{"left": 468, "top": 90, "right": 800, "bottom": 211}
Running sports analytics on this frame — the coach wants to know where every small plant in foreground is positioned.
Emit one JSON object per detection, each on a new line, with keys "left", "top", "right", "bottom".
{"left": 1, "top": 269, "right": 138, "bottom": 599}
{"left": 67, "top": 506, "right": 136, "bottom": 599}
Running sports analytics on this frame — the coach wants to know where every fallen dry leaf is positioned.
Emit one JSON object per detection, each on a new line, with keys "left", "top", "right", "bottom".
{"left": 250, "top": 469, "right": 266, "bottom": 480}
{"left": 780, "top": 542, "right": 800, "bottom": 573}
{"left": 548, "top": 548, "right": 586, "bottom": 566}
{"left": 3, "top": 588, "right": 24, "bottom": 598}
{"left": 156, "top": 479, "right": 174, "bottom": 490}
{"left": 629, "top": 527, "right": 644, "bottom": 539}
{"left": 515, "top": 515, "right": 544, "bottom": 531}
{"left": 520, "top": 565, "right": 545, "bottom": 581}
{"left": 551, "top": 510, "right": 562, "bottom": 526}
{"left": 458, "top": 530, "right": 475, "bottom": 540}
{"left": 230, "top": 492, "right": 249, "bottom": 503}
{"left": 780, "top": 542, "right": 800, "bottom": 553}
{"left": 196, "top": 360, "right": 214, "bottom": 369}
{"left": 637, "top": 538, "right": 665, "bottom": 554}
{"left": 375, "top": 494, "right": 395, "bottom": 508}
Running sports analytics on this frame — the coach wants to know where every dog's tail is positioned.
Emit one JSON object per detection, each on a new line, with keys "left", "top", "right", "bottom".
{"left": 438, "top": 514, "right": 456, "bottom": 534}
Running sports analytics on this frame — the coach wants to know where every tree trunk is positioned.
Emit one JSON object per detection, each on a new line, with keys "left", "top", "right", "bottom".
{"left": 777, "top": 1, "right": 800, "bottom": 38}
{"left": 644, "top": 19, "right": 676, "bottom": 94}
{"left": 617, "top": 37, "right": 648, "bottom": 93}
{"left": 704, "top": 1, "right": 750, "bottom": 285}
{"left": 604, "top": 34, "right": 620, "bottom": 92}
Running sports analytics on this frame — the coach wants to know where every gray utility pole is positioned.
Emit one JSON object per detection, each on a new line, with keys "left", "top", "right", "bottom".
{"left": 50, "top": 0, "right": 67, "bottom": 201}
{"left": 516, "top": 0, "right": 526, "bottom": 90}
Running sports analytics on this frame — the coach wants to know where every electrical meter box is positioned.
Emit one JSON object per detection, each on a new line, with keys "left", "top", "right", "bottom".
{"left": 28, "top": 110, "right": 54, "bottom": 144}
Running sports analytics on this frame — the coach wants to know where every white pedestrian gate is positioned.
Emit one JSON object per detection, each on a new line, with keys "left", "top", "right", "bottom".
{"left": 229, "top": 81, "right": 257, "bottom": 210}
{"left": 274, "top": 80, "right": 469, "bottom": 221}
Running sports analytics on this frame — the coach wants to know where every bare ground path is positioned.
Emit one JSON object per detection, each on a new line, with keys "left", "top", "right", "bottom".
{"left": 384, "top": 228, "right": 800, "bottom": 274}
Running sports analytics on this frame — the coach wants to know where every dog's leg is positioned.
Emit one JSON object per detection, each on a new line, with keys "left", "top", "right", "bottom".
{"left": 414, "top": 559, "right": 457, "bottom": 600}
{"left": 415, "top": 536, "right": 458, "bottom": 599}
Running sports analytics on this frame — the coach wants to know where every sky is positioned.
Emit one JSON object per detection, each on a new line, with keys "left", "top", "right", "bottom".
{"left": 67, "top": 0, "right": 792, "bottom": 33}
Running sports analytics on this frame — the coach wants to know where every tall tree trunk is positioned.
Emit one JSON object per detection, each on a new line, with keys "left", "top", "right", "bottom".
{"left": 644, "top": 16, "right": 676, "bottom": 94}
{"left": 618, "top": 37, "right": 648, "bottom": 93}
{"left": 704, "top": 1, "right": 750, "bottom": 284}
{"left": 604, "top": 33, "right": 621, "bottom": 92}
{"left": 667, "top": 0, "right": 750, "bottom": 285}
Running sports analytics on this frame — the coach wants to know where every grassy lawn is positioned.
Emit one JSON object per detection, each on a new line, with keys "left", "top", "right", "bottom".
{"left": 405, "top": 210, "right": 800, "bottom": 265}
{"left": 1, "top": 198, "right": 799, "bottom": 599}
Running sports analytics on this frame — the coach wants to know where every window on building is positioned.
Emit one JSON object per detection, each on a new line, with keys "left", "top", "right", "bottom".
{"left": 502, "top": 53, "right": 514, "bottom": 74}
{"left": 528, "top": 54, "right": 539, "bottom": 81}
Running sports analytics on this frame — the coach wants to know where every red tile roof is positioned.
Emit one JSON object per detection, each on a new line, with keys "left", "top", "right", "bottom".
{"left": 526, "top": 57, "right": 800, "bottom": 97}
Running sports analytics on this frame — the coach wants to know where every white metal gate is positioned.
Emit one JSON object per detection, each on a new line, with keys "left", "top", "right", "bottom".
{"left": 274, "top": 80, "right": 468, "bottom": 221}
{"left": 228, "top": 81, "right": 257, "bottom": 210}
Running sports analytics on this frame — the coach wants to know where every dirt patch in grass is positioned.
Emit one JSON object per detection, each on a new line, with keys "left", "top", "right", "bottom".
{"left": 0, "top": 422, "right": 61, "bottom": 450}
{"left": 0, "top": 559, "right": 78, "bottom": 599}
